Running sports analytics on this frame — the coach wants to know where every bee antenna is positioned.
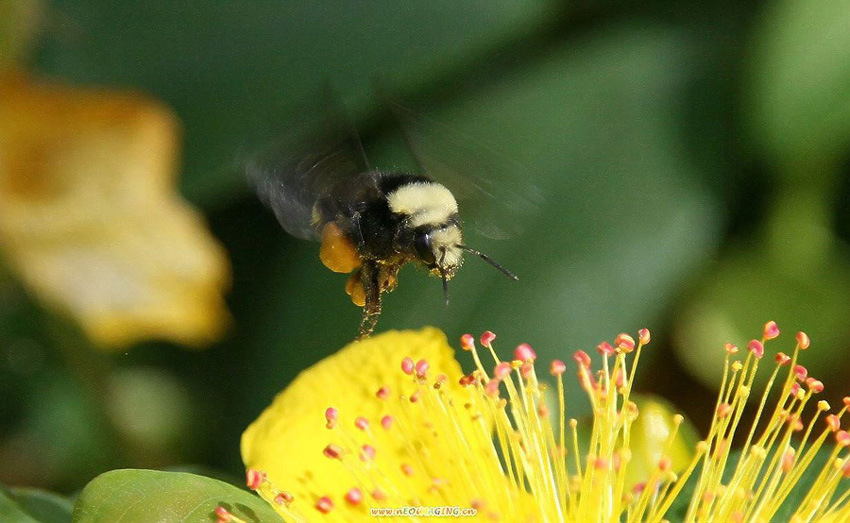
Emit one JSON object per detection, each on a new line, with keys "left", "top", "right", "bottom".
{"left": 457, "top": 245, "right": 518, "bottom": 281}
{"left": 439, "top": 248, "right": 450, "bottom": 306}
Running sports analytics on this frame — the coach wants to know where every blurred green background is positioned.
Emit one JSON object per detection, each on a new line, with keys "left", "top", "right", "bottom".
{"left": 2, "top": 0, "right": 850, "bottom": 498}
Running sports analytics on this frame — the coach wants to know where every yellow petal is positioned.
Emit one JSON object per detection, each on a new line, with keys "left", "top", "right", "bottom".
{"left": 241, "top": 328, "right": 473, "bottom": 519}
{"left": 0, "top": 75, "right": 230, "bottom": 349}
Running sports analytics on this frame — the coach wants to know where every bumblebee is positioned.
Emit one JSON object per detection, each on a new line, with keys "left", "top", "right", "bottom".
{"left": 250, "top": 114, "right": 519, "bottom": 338}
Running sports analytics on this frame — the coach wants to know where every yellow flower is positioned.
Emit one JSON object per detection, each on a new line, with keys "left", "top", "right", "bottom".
{"left": 0, "top": 74, "right": 230, "bottom": 349}
{"left": 240, "top": 323, "right": 850, "bottom": 522}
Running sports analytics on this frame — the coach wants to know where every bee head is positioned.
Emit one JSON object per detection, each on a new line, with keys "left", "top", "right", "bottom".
{"left": 387, "top": 179, "right": 516, "bottom": 305}
{"left": 413, "top": 224, "right": 464, "bottom": 279}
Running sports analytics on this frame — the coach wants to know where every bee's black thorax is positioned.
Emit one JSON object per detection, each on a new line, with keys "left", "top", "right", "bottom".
{"left": 315, "top": 171, "right": 439, "bottom": 265}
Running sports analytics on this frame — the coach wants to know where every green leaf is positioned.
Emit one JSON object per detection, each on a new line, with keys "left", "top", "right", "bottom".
{"left": 748, "top": 0, "right": 850, "bottom": 170}
{"left": 72, "top": 469, "right": 282, "bottom": 523}
{"left": 0, "top": 486, "right": 72, "bottom": 523}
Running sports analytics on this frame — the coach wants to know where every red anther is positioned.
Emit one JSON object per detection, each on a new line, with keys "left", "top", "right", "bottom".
{"left": 381, "top": 415, "right": 393, "bottom": 430}
{"left": 401, "top": 357, "right": 415, "bottom": 375}
{"left": 515, "top": 343, "right": 536, "bottom": 362}
{"left": 614, "top": 368, "right": 626, "bottom": 388}
{"left": 573, "top": 350, "right": 591, "bottom": 367}
{"left": 658, "top": 457, "right": 672, "bottom": 472}
{"left": 275, "top": 492, "right": 294, "bottom": 505}
{"left": 376, "top": 386, "right": 390, "bottom": 400}
{"left": 520, "top": 363, "right": 533, "bottom": 379}
{"left": 435, "top": 374, "right": 447, "bottom": 384}
{"left": 355, "top": 417, "right": 369, "bottom": 431}
{"left": 215, "top": 506, "right": 232, "bottom": 520}
{"left": 724, "top": 343, "right": 739, "bottom": 355}
{"left": 372, "top": 489, "right": 387, "bottom": 501}
{"left": 781, "top": 451, "right": 795, "bottom": 473}
{"left": 796, "top": 331, "right": 810, "bottom": 350}
{"left": 245, "top": 468, "right": 266, "bottom": 490}
{"left": 325, "top": 407, "right": 339, "bottom": 429}
{"left": 538, "top": 404, "right": 549, "bottom": 418}
{"left": 791, "top": 383, "right": 802, "bottom": 397}
{"left": 793, "top": 419, "right": 804, "bottom": 432}
{"left": 415, "top": 359, "right": 430, "bottom": 377}
{"left": 345, "top": 488, "right": 363, "bottom": 505}
{"left": 775, "top": 352, "right": 791, "bottom": 366}
{"left": 615, "top": 333, "right": 635, "bottom": 352}
{"left": 638, "top": 328, "right": 651, "bottom": 345}
{"left": 485, "top": 380, "right": 500, "bottom": 398}
{"left": 481, "top": 331, "right": 497, "bottom": 346}
{"left": 401, "top": 463, "right": 415, "bottom": 476}
{"left": 410, "top": 390, "right": 421, "bottom": 403}
{"left": 323, "top": 444, "right": 343, "bottom": 460}
{"left": 844, "top": 461, "right": 850, "bottom": 478}
{"left": 494, "top": 362, "right": 512, "bottom": 380}
{"left": 837, "top": 430, "right": 850, "bottom": 447}
{"left": 794, "top": 365, "right": 808, "bottom": 382}
{"left": 459, "top": 375, "right": 473, "bottom": 387}
{"left": 717, "top": 403, "right": 732, "bottom": 419}
{"left": 461, "top": 334, "right": 475, "bottom": 351}
{"left": 747, "top": 340, "right": 764, "bottom": 358}
{"left": 471, "top": 499, "right": 485, "bottom": 510}
{"left": 827, "top": 414, "right": 841, "bottom": 432}
{"left": 763, "top": 321, "right": 780, "bottom": 340}
{"left": 594, "top": 457, "right": 608, "bottom": 469}
{"left": 361, "top": 444, "right": 376, "bottom": 461}
{"left": 316, "top": 496, "right": 334, "bottom": 514}
{"left": 844, "top": 396, "right": 850, "bottom": 409}
{"left": 597, "top": 342, "right": 615, "bottom": 357}
{"left": 550, "top": 359, "right": 566, "bottom": 375}
{"left": 633, "top": 482, "right": 646, "bottom": 494}
{"left": 806, "top": 378, "right": 824, "bottom": 394}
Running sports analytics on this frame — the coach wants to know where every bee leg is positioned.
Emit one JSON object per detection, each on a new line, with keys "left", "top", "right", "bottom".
{"left": 357, "top": 260, "right": 382, "bottom": 339}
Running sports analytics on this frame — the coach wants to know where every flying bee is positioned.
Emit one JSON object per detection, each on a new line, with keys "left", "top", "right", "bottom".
{"left": 249, "top": 101, "right": 530, "bottom": 338}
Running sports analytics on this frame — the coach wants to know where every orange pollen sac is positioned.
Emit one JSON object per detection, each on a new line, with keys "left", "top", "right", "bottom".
{"left": 319, "top": 223, "right": 361, "bottom": 274}
{"left": 345, "top": 272, "right": 366, "bottom": 308}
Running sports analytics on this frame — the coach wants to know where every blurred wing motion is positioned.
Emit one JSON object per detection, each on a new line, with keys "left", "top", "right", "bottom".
{"left": 384, "top": 99, "right": 543, "bottom": 240}
{"left": 246, "top": 132, "right": 365, "bottom": 241}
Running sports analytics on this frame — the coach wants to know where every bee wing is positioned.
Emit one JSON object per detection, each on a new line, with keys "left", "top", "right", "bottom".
{"left": 385, "top": 100, "right": 543, "bottom": 240}
{"left": 247, "top": 133, "right": 365, "bottom": 241}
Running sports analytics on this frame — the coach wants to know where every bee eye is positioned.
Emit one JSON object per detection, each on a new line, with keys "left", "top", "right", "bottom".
{"left": 414, "top": 233, "right": 436, "bottom": 265}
